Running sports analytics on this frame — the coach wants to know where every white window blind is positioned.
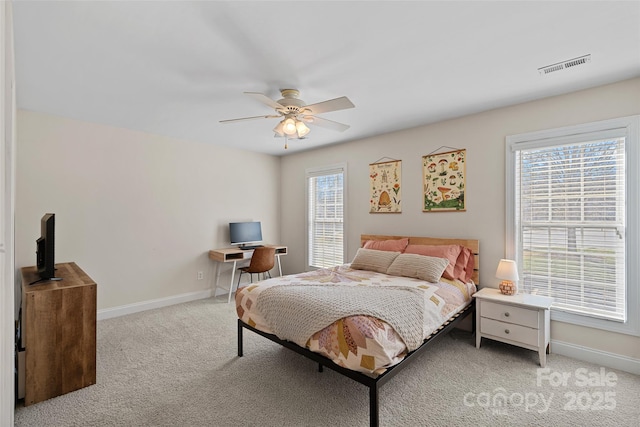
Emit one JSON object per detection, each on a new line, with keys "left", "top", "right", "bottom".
{"left": 515, "top": 137, "right": 626, "bottom": 321}
{"left": 306, "top": 165, "right": 345, "bottom": 269}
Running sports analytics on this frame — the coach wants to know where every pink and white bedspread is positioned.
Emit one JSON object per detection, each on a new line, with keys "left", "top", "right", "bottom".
{"left": 235, "top": 264, "right": 476, "bottom": 375}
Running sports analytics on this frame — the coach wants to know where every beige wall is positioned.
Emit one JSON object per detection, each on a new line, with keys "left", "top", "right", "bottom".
{"left": 280, "top": 77, "right": 640, "bottom": 360}
{"left": 14, "top": 79, "right": 640, "bottom": 361}
{"left": 16, "top": 110, "right": 281, "bottom": 309}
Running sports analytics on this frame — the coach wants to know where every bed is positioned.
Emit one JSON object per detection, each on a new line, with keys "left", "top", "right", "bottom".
{"left": 236, "top": 235, "right": 479, "bottom": 427}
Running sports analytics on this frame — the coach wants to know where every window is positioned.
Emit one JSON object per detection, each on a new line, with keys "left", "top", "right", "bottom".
{"left": 506, "top": 116, "right": 639, "bottom": 336}
{"left": 306, "top": 164, "right": 346, "bottom": 269}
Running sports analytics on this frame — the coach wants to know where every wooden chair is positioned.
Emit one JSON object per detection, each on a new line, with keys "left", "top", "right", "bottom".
{"left": 237, "top": 246, "right": 276, "bottom": 286}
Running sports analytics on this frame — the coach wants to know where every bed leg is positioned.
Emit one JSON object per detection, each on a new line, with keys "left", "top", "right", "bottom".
{"left": 237, "top": 319, "right": 244, "bottom": 357}
{"left": 471, "top": 307, "right": 476, "bottom": 337}
{"left": 370, "top": 383, "right": 379, "bottom": 427}
{"left": 318, "top": 363, "right": 323, "bottom": 373}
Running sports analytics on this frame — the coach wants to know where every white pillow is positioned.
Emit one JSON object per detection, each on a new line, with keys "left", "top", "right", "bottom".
{"left": 386, "top": 253, "right": 449, "bottom": 283}
{"left": 350, "top": 248, "right": 401, "bottom": 273}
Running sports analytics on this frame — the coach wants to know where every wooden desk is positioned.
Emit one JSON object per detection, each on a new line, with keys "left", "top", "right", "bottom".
{"left": 208, "top": 245, "right": 287, "bottom": 303}
{"left": 20, "top": 262, "right": 97, "bottom": 405}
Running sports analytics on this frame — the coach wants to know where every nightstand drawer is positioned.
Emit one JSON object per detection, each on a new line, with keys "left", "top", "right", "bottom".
{"left": 480, "top": 318, "right": 539, "bottom": 347}
{"left": 481, "top": 300, "right": 538, "bottom": 328}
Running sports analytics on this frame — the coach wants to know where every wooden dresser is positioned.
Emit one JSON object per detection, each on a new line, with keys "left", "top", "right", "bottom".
{"left": 20, "top": 262, "right": 97, "bottom": 405}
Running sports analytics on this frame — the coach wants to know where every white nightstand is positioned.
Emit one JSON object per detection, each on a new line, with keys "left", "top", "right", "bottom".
{"left": 474, "top": 287, "right": 553, "bottom": 367}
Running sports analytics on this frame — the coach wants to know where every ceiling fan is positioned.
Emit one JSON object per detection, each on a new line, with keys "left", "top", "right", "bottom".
{"left": 220, "top": 89, "right": 355, "bottom": 147}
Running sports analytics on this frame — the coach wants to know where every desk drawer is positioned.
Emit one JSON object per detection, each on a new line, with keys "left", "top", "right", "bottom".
{"left": 480, "top": 318, "right": 539, "bottom": 347}
{"left": 481, "top": 301, "right": 538, "bottom": 328}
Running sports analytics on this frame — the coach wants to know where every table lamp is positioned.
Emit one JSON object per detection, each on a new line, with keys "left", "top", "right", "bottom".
{"left": 496, "top": 259, "right": 519, "bottom": 295}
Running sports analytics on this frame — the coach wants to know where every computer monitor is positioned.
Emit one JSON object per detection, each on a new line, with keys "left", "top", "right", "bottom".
{"left": 229, "top": 221, "right": 263, "bottom": 249}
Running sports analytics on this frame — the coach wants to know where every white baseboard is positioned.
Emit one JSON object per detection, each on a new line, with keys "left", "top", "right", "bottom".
{"left": 551, "top": 339, "right": 640, "bottom": 375}
{"left": 97, "top": 289, "right": 212, "bottom": 321}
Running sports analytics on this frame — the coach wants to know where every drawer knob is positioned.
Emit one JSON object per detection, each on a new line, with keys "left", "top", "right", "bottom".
{"left": 504, "top": 312, "right": 510, "bottom": 317}
{"left": 505, "top": 329, "right": 510, "bottom": 334}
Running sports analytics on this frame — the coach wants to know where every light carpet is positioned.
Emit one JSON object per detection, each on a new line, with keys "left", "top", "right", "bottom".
{"left": 14, "top": 297, "right": 640, "bottom": 426}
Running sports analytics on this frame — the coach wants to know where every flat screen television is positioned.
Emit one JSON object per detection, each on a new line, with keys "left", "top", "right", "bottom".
{"left": 229, "top": 221, "right": 263, "bottom": 249}
{"left": 36, "top": 213, "right": 59, "bottom": 281}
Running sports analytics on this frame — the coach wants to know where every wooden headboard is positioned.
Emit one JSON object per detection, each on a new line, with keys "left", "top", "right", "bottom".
{"left": 360, "top": 234, "right": 480, "bottom": 285}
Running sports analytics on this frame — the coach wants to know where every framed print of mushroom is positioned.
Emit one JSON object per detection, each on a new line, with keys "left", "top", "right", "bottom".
{"left": 370, "top": 159, "right": 401, "bottom": 213}
{"left": 422, "top": 149, "right": 466, "bottom": 212}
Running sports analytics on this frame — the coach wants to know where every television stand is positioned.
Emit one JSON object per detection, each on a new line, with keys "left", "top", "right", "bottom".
{"left": 20, "top": 262, "right": 96, "bottom": 405}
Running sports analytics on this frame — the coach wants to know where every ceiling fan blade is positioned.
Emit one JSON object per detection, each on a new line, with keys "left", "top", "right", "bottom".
{"left": 302, "top": 96, "right": 355, "bottom": 115}
{"left": 220, "top": 114, "right": 280, "bottom": 124}
{"left": 245, "top": 92, "right": 285, "bottom": 110}
{"left": 303, "top": 115, "right": 350, "bottom": 132}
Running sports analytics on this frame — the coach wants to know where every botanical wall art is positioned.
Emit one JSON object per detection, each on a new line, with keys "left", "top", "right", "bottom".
{"left": 370, "top": 159, "right": 401, "bottom": 213}
{"left": 422, "top": 149, "right": 466, "bottom": 212}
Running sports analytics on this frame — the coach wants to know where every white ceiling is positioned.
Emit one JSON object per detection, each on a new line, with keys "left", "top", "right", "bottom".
{"left": 12, "top": 1, "right": 640, "bottom": 156}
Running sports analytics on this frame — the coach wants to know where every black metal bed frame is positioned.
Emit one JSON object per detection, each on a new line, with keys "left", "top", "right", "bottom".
{"left": 237, "top": 300, "right": 475, "bottom": 427}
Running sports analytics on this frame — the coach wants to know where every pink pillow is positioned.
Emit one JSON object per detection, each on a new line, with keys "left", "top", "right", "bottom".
{"left": 363, "top": 238, "right": 409, "bottom": 253}
{"left": 464, "top": 247, "right": 475, "bottom": 282}
{"left": 404, "top": 244, "right": 461, "bottom": 280}
{"left": 454, "top": 247, "right": 475, "bottom": 282}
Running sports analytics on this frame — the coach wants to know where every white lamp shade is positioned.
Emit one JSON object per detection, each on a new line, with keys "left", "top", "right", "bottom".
{"left": 495, "top": 259, "right": 519, "bottom": 282}
{"left": 295, "top": 120, "right": 310, "bottom": 137}
{"left": 273, "top": 121, "right": 285, "bottom": 137}
{"left": 283, "top": 118, "right": 297, "bottom": 135}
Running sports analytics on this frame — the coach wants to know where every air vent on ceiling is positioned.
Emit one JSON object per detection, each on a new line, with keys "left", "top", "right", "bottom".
{"left": 538, "top": 54, "right": 591, "bottom": 75}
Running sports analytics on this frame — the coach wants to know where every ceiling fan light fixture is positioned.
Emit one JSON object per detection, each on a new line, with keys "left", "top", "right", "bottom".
{"left": 283, "top": 118, "right": 297, "bottom": 135}
{"left": 295, "top": 120, "right": 310, "bottom": 138}
{"left": 273, "top": 121, "right": 285, "bottom": 137}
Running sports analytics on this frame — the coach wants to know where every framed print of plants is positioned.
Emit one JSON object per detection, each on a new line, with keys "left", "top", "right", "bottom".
{"left": 422, "top": 149, "right": 466, "bottom": 212}
{"left": 370, "top": 159, "right": 401, "bottom": 213}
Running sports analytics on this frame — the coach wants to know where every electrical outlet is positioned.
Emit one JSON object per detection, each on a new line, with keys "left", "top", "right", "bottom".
{"left": 197, "top": 271, "right": 204, "bottom": 280}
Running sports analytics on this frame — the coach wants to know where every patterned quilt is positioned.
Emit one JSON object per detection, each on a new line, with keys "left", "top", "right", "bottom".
{"left": 235, "top": 264, "right": 476, "bottom": 375}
